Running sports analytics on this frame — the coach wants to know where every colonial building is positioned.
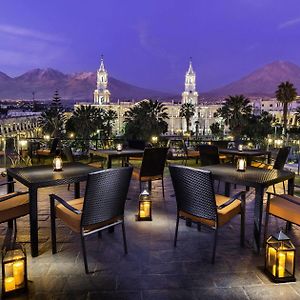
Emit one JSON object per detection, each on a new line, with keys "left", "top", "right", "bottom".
{"left": 75, "top": 58, "right": 222, "bottom": 136}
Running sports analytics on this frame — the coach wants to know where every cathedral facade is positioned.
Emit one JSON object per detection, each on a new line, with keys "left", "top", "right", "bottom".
{"left": 75, "top": 57, "right": 221, "bottom": 136}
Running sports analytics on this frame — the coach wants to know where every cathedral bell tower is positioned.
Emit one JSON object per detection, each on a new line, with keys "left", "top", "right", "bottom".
{"left": 181, "top": 58, "right": 198, "bottom": 105}
{"left": 94, "top": 55, "right": 111, "bottom": 105}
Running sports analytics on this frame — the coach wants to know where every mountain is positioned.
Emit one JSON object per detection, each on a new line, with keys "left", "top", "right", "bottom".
{"left": 206, "top": 61, "right": 300, "bottom": 98}
{"left": 0, "top": 69, "right": 174, "bottom": 101}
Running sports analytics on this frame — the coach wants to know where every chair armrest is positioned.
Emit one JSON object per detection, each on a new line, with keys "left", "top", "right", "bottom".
{"left": 217, "top": 191, "right": 246, "bottom": 210}
{"left": 0, "top": 191, "right": 28, "bottom": 203}
{"left": 49, "top": 194, "right": 82, "bottom": 215}
{"left": 0, "top": 181, "right": 16, "bottom": 187}
{"left": 266, "top": 192, "right": 300, "bottom": 206}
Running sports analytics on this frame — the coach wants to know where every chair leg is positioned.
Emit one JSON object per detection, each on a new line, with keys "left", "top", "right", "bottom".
{"left": 81, "top": 233, "right": 89, "bottom": 274}
{"left": 67, "top": 184, "right": 71, "bottom": 191}
{"left": 273, "top": 185, "right": 276, "bottom": 194}
{"left": 50, "top": 196, "right": 57, "bottom": 254}
{"left": 121, "top": 221, "right": 128, "bottom": 254}
{"left": 283, "top": 181, "right": 286, "bottom": 194}
{"left": 212, "top": 229, "right": 218, "bottom": 264}
{"left": 162, "top": 177, "right": 165, "bottom": 199}
{"left": 263, "top": 194, "right": 271, "bottom": 246}
{"left": 174, "top": 214, "right": 179, "bottom": 247}
{"left": 240, "top": 192, "right": 245, "bottom": 247}
{"left": 197, "top": 223, "right": 201, "bottom": 232}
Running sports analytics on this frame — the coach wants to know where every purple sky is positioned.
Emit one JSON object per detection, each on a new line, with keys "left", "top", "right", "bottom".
{"left": 1, "top": 0, "right": 300, "bottom": 93}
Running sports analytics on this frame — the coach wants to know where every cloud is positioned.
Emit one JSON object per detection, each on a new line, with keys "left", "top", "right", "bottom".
{"left": 0, "top": 24, "right": 68, "bottom": 73}
{"left": 0, "top": 24, "right": 65, "bottom": 43}
{"left": 278, "top": 17, "right": 300, "bottom": 29}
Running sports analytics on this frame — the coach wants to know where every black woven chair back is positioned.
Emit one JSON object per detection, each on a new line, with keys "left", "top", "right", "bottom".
{"left": 50, "top": 138, "right": 60, "bottom": 154}
{"left": 81, "top": 167, "right": 133, "bottom": 227}
{"left": 169, "top": 165, "right": 217, "bottom": 221}
{"left": 198, "top": 145, "right": 220, "bottom": 166}
{"left": 140, "top": 147, "right": 168, "bottom": 178}
{"left": 63, "top": 146, "right": 75, "bottom": 162}
{"left": 273, "top": 146, "right": 291, "bottom": 170}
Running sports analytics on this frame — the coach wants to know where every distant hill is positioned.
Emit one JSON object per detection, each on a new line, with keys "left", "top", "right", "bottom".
{"left": 206, "top": 61, "right": 300, "bottom": 98}
{"left": 0, "top": 68, "right": 175, "bottom": 102}
{"left": 1, "top": 61, "right": 300, "bottom": 102}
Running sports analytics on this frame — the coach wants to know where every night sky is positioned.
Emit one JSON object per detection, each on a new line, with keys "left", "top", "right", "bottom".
{"left": 1, "top": 0, "right": 300, "bottom": 93}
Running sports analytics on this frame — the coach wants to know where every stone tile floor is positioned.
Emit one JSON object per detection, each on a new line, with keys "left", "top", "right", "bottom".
{"left": 1, "top": 173, "right": 300, "bottom": 299}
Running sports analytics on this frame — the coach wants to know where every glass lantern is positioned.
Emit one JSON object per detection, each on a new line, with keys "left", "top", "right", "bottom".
{"left": 151, "top": 136, "right": 158, "bottom": 145}
{"left": 265, "top": 231, "right": 296, "bottom": 283}
{"left": 2, "top": 243, "right": 28, "bottom": 297}
{"left": 53, "top": 152, "right": 63, "bottom": 172}
{"left": 116, "top": 143, "right": 123, "bottom": 152}
{"left": 237, "top": 157, "right": 247, "bottom": 172}
{"left": 137, "top": 190, "right": 152, "bottom": 221}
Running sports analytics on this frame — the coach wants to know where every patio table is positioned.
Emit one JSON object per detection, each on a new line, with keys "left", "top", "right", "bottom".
{"left": 199, "top": 164, "right": 295, "bottom": 252}
{"left": 89, "top": 148, "right": 144, "bottom": 168}
{"left": 6, "top": 162, "right": 102, "bottom": 257}
{"left": 219, "top": 149, "right": 271, "bottom": 165}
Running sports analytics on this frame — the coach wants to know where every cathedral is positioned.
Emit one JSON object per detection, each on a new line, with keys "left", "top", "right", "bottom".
{"left": 75, "top": 57, "right": 220, "bottom": 136}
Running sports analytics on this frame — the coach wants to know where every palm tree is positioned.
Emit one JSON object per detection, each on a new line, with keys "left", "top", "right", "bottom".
{"left": 276, "top": 81, "right": 297, "bottom": 135}
{"left": 102, "top": 109, "right": 118, "bottom": 137}
{"left": 68, "top": 105, "right": 99, "bottom": 139}
{"left": 124, "top": 99, "right": 169, "bottom": 141}
{"left": 214, "top": 95, "right": 252, "bottom": 140}
{"left": 179, "top": 103, "right": 195, "bottom": 133}
{"left": 39, "top": 91, "right": 66, "bottom": 138}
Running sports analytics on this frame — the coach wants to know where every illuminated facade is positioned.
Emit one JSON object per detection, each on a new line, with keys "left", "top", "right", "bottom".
{"left": 182, "top": 58, "right": 198, "bottom": 105}
{"left": 93, "top": 55, "right": 110, "bottom": 105}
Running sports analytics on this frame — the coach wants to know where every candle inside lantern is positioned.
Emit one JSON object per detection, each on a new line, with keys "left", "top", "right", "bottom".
{"left": 116, "top": 143, "right": 123, "bottom": 151}
{"left": 268, "top": 247, "right": 276, "bottom": 266}
{"left": 13, "top": 261, "right": 24, "bottom": 286}
{"left": 237, "top": 158, "right": 246, "bottom": 171}
{"left": 143, "top": 202, "right": 150, "bottom": 217}
{"left": 238, "top": 144, "right": 243, "bottom": 151}
{"left": 53, "top": 156, "right": 63, "bottom": 171}
{"left": 5, "top": 277, "right": 16, "bottom": 292}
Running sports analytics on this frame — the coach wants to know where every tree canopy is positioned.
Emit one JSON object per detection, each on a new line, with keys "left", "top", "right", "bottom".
{"left": 124, "top": 99, "right": 169, "bottom": 141}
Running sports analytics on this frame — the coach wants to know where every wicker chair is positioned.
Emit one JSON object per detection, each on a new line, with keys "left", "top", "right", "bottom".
{"left": 198, "top": 145, "right": 220, "bottom": 166}
{"left": 131, "top": 147, "right": 168, "bottom": 198}
{"left": 0, "top": 181, "right": 29, "bottom": 239}
{"left": 169, "top": 165, "right": 245, "bottom": 263}
{"left": 50, "top": 167, "right": 133, "bottom": 273}
{"left": 264, "top": 186, "right": 300, "bottom": 244}
{"left": 252, "top": 147, "right": 291, "bottom": 193}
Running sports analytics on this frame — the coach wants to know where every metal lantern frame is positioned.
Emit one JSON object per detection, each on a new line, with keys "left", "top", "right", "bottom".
{"left": 53, "top": 155, "right": 63, "bottom": 172}
{"left": 265, "top": 231, "right": 296, "bottom": 283}
{"left": 137, "top": 190, "right": 152, "bottom": 221}
{"left": 2, "top": 243, "right": 28, "bottom": 297}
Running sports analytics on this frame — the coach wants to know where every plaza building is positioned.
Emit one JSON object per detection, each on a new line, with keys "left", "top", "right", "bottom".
{"left": 75, "top": 57, "right": 222, "bottom": 136}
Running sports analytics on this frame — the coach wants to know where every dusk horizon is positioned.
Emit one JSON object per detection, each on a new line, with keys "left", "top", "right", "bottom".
{"left": 1, "top": 1, "right": 300, "bottom": 93}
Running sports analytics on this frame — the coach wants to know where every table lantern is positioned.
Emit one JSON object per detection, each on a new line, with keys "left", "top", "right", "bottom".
{"left": 238, "top": 144, "right": 243, "bottom": 151}
{"left": 2, "top": 243, "right": 28, "bottom": 297}
{"left": 53, "top": 152, "right": 63, "bottom": 172}
{"left": 265, "top": 231, "right": 296, "bottom": 283}
{"left": 237, "top": 157, "right": 246, "bottom": 172}
{"left": 151, "top": 136, "right": 158, "bottom": 145}
{"left": 137, "top": 190, "right": 152, "bottom": 221}
{"left": 116, "top": 143, "right": 123, "bottom": 152}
